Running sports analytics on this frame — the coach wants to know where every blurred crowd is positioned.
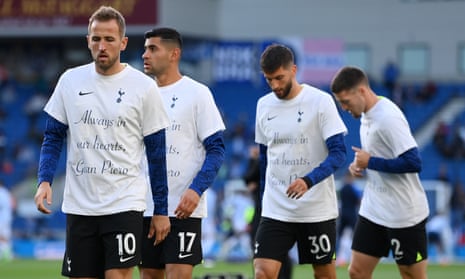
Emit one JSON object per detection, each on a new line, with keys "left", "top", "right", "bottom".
{"left": 433, "top": 120, "right": 465, "bottom": 160}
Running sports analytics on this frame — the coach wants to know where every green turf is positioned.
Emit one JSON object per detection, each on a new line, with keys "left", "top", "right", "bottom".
{"left": 1, "top": 259, "right": 463, "bottom": 279}
{"left": 193, "top": 261, "right": 464, "bottom": 279}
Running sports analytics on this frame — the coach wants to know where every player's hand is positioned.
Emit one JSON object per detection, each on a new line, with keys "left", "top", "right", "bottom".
{"left": 174, "top": 188, "right": 200, "bottom": 219}
{"left": 352, "top": 146, "right": 370, "bottom": 169}
{"left": 349, "top": 162, "right": 364, "bottom": 178}
{"left": 286, "top": 178, "right": 309, "bottom": 199}
{"left": 149, "top": 215, "right": 170, "bottom": 246}
{"left": 34, "top": 182, "right": 52, "bottom": 214}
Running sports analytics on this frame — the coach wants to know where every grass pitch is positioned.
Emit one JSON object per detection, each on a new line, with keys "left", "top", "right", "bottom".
{"left": 1, "top": 259, "right": 464, "bottom": 278}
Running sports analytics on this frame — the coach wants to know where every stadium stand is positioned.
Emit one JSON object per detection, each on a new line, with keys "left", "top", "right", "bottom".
{"left": 1, "top": 54, "right": 464, "bottom": 261}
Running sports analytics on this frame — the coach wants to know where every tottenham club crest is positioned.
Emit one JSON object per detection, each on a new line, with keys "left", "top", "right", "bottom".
{"left": 116, "top": 89, "right": 125, "bottom": 103}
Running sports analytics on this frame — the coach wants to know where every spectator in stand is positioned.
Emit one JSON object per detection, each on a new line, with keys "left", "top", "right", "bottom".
{"left": 450, "top": 180, "right": 465, "bottom": 235}
{"left": 382, "top": 60, "right": 399, "bottom": 95}
{"left": 436, "top": 163, "right": 451, "bottom": 184}
{"left": 416, "top": 80, "right": 437, "bottom": 103}
{"left": 433, "top": 121, "right": 452, "bottom": 157}
{"left": 230, "top": 122, "right": 249, "bottom": 161}
{"left": 0, "top": 62, "right": 9, "bottom": 90}
{"left": 391, "top": 83, "right": 405, "bottom": 111}
{"left": 401, "top": 84, "right": 419, "bottom": 104}
{"left": 450, "top": 123, "right": 465, "bottom": 159}
{"left": 0, "top": 128, "right": 6, "bottom": 163}
{"left": 23, "top": 90, "right": 48, "bottom": 128}
{"left": 433, "top": 120, "right": 465, "bottom": 159}
{"left": 0, "top": 106, "right": 6, "bottom": 122}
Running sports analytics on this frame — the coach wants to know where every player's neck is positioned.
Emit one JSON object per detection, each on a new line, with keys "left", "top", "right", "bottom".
{"left": 155, "top": 69, "right": 182, "bottom": 87}
{"left": 287, "top": 82, "right": 303, "bottom": 100}
{"left": 96, "top": 62, "right": 126, "bottom": 76}
{"left": 365, "top": 91, "right": 380, "bottom": 112}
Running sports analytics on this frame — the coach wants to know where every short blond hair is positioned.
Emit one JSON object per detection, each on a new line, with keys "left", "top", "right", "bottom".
{"left": 88, "top": 6, "right": 126, "bottom": 38}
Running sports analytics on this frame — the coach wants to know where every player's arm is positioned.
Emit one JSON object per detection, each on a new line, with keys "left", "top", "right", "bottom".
{"left": 301, "top": 132, "right": 347, "bottom": 189}
{"left": 175, "top": 131, "right": 225, "bottom": 219}
{"left": 35, "top": 113, "right": 68, "bottom": 214}
{"left": 144, "top": 129, "right": 171, "bottom": 244}
{"left": 367, "top": 147, "right": 422, "bottom": 173}
{"left": 144, "top": 129, "right": 168, "bottom": 215}
{"left": 188, "top": 130, "right": 225, "bottom": 195}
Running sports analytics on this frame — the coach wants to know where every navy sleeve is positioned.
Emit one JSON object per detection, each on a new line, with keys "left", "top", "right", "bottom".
{"left": 144, "top": 129, "right": 168, "bottom": 215}
{"left": 301, "top": 133, "right": 347, "bottom": 189}
{"left": 189, "top": 131, "right": 225, "bottom": 196}
{"left": 367, "top": 147, "right": 422, "bottom": 173}
{"left": 259, "top": 144, "right": 267, "bottom": 202}
{"left": 38, "top": 113, "right": 68, "bottom": 185}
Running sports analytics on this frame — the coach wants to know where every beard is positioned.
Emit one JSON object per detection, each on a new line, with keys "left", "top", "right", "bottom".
{"left": 274, "top": 80, "right": 293, "bottom": 100}
{"left": 146, "top": 67, "right": 162, "bottom": 77}
{"left": 94, "top": 53, "right": 118, "bottom": 73}
{"left": 143, "top": 62, "right": 167, "bottom": 79}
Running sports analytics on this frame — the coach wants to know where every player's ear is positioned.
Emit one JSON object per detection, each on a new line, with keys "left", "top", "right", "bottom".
{"left": 86, "top": 35, "right": 91, "bottom": 50}
{"left": 291, "top": 64, "right": 297, "bottom": 76}
{"left": 358, "top": 84, "right": 369, "bottom": 95}
{"left": 120, "top": 36, "right": 128, "bottom": 51}
{"left": 171, "top": 47, "right": 181, "bottom": 61}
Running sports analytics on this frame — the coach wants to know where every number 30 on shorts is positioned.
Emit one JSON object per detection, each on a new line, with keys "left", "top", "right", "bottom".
{"left": 308, "top": 234, "right": 331, "bottom": 254}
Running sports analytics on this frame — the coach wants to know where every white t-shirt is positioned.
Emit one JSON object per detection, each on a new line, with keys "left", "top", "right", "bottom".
{"left": 255, "top": 84, "right": 347, "bottom": 222}
{"left": 145, "top": 76, "right": 225, "bottom": 218}
{"left": 44, "top": 63, "right": 169, "bottom": 216}
{"left": 358, "top": 97, "right": 429, "bottom": 228}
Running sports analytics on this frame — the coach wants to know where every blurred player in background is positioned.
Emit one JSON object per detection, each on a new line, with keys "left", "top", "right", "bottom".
{"left": 336, "top": 171, "right": 361, "bottom": 266}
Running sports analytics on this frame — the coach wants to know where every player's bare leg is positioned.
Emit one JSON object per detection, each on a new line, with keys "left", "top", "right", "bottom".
{"left": 165, "top": 263, "right": 194, "bottom": 279}
{"left": 254, "top": 258, "right": 281, "bottom": 279}
{"left": 397, "top": 260, "right": 428, "bottom": 279}
{"left": 139, "top": 267, "right": 165, "bottom": 279}
{"left": 348, "top": 250, "right": 380, "bottom": 279}
{"left": 104, "top": 267, "right": 133, "bottom": 279}
{"left": 313, "top": 261, "right": 337, "bottom": 279}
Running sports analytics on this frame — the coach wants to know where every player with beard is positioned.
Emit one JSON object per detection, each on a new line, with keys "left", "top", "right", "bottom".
{"left": 253, "top": 44, "right": 347, "bottom": 279}
{"left": 34, "top": 6, "right": 170, "bottom": 279}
